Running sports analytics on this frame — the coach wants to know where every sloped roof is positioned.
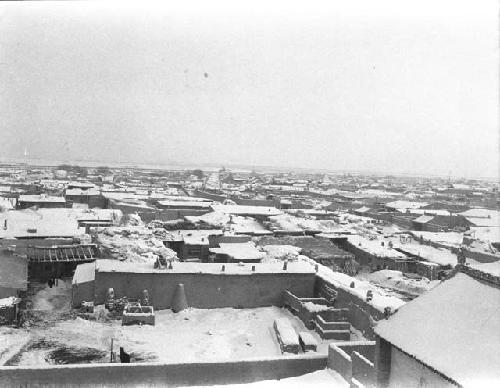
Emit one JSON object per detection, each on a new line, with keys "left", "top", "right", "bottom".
{"left": 412, "top": 215, "right": 434, "bottom": 224}
{"left": 375, "top": 272, "right": 500, "bottom": 386}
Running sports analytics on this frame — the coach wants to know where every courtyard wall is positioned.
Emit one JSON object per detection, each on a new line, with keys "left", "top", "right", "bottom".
{"left": 92, "top": 271, "right": 316, "bottom": 310}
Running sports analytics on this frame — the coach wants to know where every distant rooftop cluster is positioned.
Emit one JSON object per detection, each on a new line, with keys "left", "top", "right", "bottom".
{"left": 0, "top": 162, "right": 499, "bottom": 386}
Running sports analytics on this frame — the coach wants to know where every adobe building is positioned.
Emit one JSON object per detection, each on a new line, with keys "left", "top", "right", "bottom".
{"left": 65, "top": 188, "right": 105, "bottom": 208}
{"left": 72, "top": 260, "right": 316, "bottom": 310}
{"left": 16, "top": 194, "right": 66, "bottom": 210}
{"left": 374, "top": 266, "right": 500, "bottom": 387}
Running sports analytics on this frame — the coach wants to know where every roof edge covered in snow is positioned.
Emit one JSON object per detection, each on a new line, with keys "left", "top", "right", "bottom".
{"left": 374, "top": 269, "right": 500, "bottom": 386}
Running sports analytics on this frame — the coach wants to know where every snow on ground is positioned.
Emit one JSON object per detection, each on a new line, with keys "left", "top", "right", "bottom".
{"left": 3, "top": 306, "right": 331, "bottom": 366}
{"left": 193, "top": 369, "right": 349, "bottom": 388}
{"left": 0, "top": 327, "right": 30, "bottom": 366}
{"left": 357, "top": 270, "right": 440, "bottom": 297}
{"left": 30, "top": 279, "right": 73, "bottom": 312}
{"left": 0, "top": 197, "right": 14, "bottom": 211}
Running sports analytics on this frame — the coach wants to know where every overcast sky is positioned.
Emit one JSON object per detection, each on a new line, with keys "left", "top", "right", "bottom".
{"left": 0, "top": 0, "right": 498, "bottom": 178}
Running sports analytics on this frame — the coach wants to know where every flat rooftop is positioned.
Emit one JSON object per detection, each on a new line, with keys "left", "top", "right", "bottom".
{"left": 95, "top": 259, "right": 316, "bottom": 275}
{"left": 1, "top": 306, "right": 331, "bottom": 366}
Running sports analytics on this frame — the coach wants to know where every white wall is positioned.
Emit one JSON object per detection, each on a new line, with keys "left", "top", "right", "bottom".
{"left": 389, "top": 347, "right": 456, "bottom": 388}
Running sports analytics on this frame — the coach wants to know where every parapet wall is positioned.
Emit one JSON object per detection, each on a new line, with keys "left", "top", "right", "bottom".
{"left": 0, "top": 354, "right": 327, "bottom": 387}
{"left": 328, "top": 341, "right": 376, "bottom": 386}
{"left": 138, "top": 209, "right": 211, "bottom": 223}
{"left": 93, "top": 271, "right": 316, "bottom": 310}
{"left": 315, "top": 276, "right": 385, "bottom": 339}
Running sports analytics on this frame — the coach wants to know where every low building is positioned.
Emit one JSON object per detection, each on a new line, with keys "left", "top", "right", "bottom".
{"left": 16, "top": 194, "right": 66, "bottom": 209}
{"left": 65, "top": 188, "right": 104, "bottom": 208}
{"left": 374, "top": 266, "right": 500, "bottom": 387}
{"left": 412, "top": 214, "right": 474, "bottom": 232}
{"left": 72, "top": 260, "right": 316, "bottom": 310}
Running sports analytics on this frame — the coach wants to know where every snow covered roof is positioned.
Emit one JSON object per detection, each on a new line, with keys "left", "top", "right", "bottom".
{"left": 18, "top": 194, "right": 66, "bottom": 203}
{"left": 181, "top": 230, "right": 215, "bottom": 245}
{"left": 346, "top": 235, "right": 407, "bottom": 259}
{"left": 65, "top": 188, "right": 101, "bottom": 196}
{"left": 466, "top": 259, "right": 500, "bottom": 277}
{"left": 95, "top": 259, "right": 314, "bottom": 274}
{"left": 0, "top": 296, "right": 21, "bottom": 308}
{"left": 101, "top": 191, "right": 149, "bottom": 201}
{"left": 66, "top": 181, "right": 95, "bottom": 188}
{"left": 393, "top": 243, "right": 457, "bottom": 266}
{"left": 410, "top": 231, "right": 464, "bottom": 248}
{"left": 412, "top": 215, "right": 434, "bottom": 224}
{"left": 469, "top": 227, "right": 500, "bottom": 244}
{"left": 211, "top": 205, "right": 282, "bottom": 216}
{"left": 157, "top": 195, "right": 211, "bottom": 202}
{"left": 157, "top": 200, "right": 212, "bottom": 208}
{"left": 210, "top": 242, "right": 266, "bottom": 262}
{"left": 375, "top": 272, "right": 500, "bottom": 386}
{"left": 459, "top": 208, "right": 500, "bottom": 227}
{"left": 72, "top": 262, "right": 96, "bottom": 284}
{"left": 0, "top": 208, "right": 119, "bottom": 238}
{"left": 408, "top": 209, "right": 452, "bottom": 216}
{"left": 452, "top": 183, "right": 472, "bottom": 190}
{"left": 0, "top": 209, "right": 81, "bottom": 238}
{"left": 385, "top": 200, "right": 427, "bottom": 210}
